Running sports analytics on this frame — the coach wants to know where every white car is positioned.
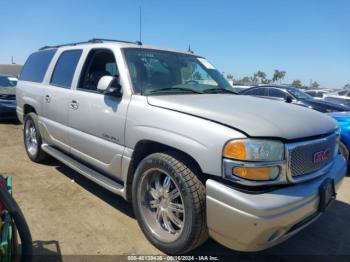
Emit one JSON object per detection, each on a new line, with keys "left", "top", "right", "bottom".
{"left": 305, "top": 89, "right": 331, "bottom": 100}
{"left": 324, "top": 90, "right": 350, "bottom": 106}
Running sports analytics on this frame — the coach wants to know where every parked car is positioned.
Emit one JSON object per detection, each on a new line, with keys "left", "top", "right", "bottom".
{"left": 0, "top": 74, "right": 17, "bottom": 121}
{"left": 327, "top": 112, "right": 350, "bottom": 164}
{"left": 16, "top": 39, "right": 346, "bottom": 254}
{"left": 240, "top": 85, "right": 350, "bottom": 113}
{"left": 324, "top": 89, "right": 350, "bottom": 107}
{"left": 304, "top": 89, "right": 332, "bottom": 100}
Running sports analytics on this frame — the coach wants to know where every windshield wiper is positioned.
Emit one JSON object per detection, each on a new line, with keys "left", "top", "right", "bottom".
{"left": 148, "top": 87, "right": 203, "bottom": 94}
{"left": 203, "top": 88, "right": 237, "bottom": 94}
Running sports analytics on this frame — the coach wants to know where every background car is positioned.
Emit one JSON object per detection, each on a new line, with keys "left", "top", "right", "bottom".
{"left": 327, "top": 112, "right": 350, "bottom": 169}
{"left": 304, "top": 89, "right": 332, "bottom": 100}
{"left": 323, "top": 89, "right": 350, "bottom": 107}
{"left": 0, "top": 74, "right": 17, "bottom": 121}
{"left": 240, "top": 85, "right": 350, "bottom": 112}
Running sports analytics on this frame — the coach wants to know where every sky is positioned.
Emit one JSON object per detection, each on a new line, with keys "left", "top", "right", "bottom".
{"left": 1, "top": 0, "right": 349, "bottom": 88}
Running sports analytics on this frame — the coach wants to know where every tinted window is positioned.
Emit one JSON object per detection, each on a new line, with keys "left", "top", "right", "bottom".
{"left": 0, "top": 76, "right": 16, "bottom": 95}
{"left": 338, "top": 90, "right": 347, "bottom": 96}
{"left": 245, "top": 88, "right": 267, "bottom": 96}
{"left": 51, "top": 50, "right": 82, "bottom": 88}
{"left": 79, "top": 49, "right": 119, "bottom": 92}
{"left": 315, "top": 92, "right": 324, "bottom": 98}
{"left": 20, "top": 49, "right": 56, "bottom": 82}
{"left": 269, "top": 88, "right": 286, "bottom": 98}
{"left": 306, "top": 91, "right": 316, "bottom": 96}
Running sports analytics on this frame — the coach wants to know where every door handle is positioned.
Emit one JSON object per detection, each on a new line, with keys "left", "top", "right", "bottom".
{"left": 45, "top": 94, "right": 51, "bottom": 103}
{"left": 70, "top": 100, "right": 79, "bottom": 110}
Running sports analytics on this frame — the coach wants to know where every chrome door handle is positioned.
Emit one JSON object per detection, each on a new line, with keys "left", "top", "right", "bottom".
{"left": 70, "top": 100, "right": 79, "bottom": 110}
{"left": 45, "top": 94, "right": 51, "bottom": 103}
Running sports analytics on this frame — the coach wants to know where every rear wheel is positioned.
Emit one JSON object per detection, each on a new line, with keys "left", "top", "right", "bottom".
{"left": 23, "top": 113, "right": 50, "bottom": 163}
{"left": 132, "top": 152, "right": 208, "bottom": 254}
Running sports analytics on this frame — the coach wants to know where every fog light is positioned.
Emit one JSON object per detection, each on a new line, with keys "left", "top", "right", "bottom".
{"left": 233, "top": 166, "right": 280, "bottom": 181}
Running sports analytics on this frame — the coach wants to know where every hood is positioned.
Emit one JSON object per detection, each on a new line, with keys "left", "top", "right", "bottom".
{"left": 147, "top": 94, "right": 338, "bottom": 140}
{"left": 302, "top": 98, "right": 350, "bottom": 112}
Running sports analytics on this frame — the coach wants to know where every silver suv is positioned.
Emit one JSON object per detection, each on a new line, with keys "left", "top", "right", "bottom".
{"left": 16, "top": 39, "right": 346, "bottom": 254}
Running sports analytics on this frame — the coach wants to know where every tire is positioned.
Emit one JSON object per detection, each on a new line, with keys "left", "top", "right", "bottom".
{"left": 23, "top": 113, "right": 50, "bottom": 163}
{"left": 339, "top": 141, "right": 350, "bottom": 176}
{"left": 132, "top": 152, "right": 208, "bottom": 255}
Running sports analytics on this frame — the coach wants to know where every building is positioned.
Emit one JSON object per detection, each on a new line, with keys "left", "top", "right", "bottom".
{"left": 0, "top": 64, "right": 22, "bottom": 77}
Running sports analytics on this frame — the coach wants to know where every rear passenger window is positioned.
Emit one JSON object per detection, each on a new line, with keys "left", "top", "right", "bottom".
{"left": 20, "top": 49, "right": 56, "bottom": 83}
{"left": 50, "top": 50, "right": 82, "bottom": 88}
{"left": 245, "top": 88, "right": 267, "bottom": 96}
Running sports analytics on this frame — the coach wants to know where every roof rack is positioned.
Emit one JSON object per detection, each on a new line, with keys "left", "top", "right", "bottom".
{"left": 39, "top": 38, "right": 142, "bottom": 50}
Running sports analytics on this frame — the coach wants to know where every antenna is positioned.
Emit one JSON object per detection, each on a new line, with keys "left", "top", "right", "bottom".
{"left": 139, "top": 6, "right": 142, "bottom": 44}
{"left": 188, "top": 44, "right": 194, "bottom": 54}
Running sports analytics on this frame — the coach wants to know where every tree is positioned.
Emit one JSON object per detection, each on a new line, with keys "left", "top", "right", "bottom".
{"left": 254, "top": 70, "right": 267, "bottom": 84}
{"left": 292, "top": 80, "right": 302, "bottom": 88}
{"left": 227, "top": 74, "right": 234, "bottom": 80}
{"left": 311, "top": 81, "right": 320, "bottom": 89}
{"left": 240, "top": 76, "right": 252, "bottom": 85}
{"left": 272, "top": 70, "right": 286, "bottom": 83}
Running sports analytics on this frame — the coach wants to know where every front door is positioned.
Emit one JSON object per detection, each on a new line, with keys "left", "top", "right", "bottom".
{"left": 68, "top": 48, "right": 129, "bottom": 178}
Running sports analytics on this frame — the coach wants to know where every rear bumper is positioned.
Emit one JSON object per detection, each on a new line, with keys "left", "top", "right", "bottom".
{"left": 206, "top": 154, "right": 346, "bottom": 252}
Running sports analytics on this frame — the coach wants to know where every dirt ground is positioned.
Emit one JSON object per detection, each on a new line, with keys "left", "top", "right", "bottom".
{"left": 0, "top": 122, "right": 350, "bottom": 260}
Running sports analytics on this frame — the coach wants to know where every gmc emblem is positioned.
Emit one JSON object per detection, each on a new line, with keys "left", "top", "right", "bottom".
{"left": 313, "top": 149, "right": 330, "bottom": 164}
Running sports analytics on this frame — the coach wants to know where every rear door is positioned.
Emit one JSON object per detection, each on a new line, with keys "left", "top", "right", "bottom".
{"left": 42, "top": 49, "right": 83, "bottom": 152}
{"left": 68, "top": 48, "right": 129, "bottom": 178}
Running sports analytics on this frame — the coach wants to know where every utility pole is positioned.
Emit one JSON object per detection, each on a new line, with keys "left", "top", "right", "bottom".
{"left": 11, "top": 56, "right": 15, "bottom": 64}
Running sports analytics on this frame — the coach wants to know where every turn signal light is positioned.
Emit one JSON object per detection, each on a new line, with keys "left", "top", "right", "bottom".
{"left": 233, "top": 166, "right": 280, "bottom": 181}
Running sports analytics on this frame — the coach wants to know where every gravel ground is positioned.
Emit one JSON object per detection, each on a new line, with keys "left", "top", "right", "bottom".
{"left": 0, "top": 122, "right": 349, "bottom": 261}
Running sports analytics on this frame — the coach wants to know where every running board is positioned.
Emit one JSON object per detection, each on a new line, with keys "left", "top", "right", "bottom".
{"left": 41, "top": 144, "right": 125, "bottom": 197}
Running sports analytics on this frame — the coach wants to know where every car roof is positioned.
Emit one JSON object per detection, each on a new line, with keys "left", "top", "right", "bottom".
{"left": 38, "top": 39, "right": 200, "bottom": 57}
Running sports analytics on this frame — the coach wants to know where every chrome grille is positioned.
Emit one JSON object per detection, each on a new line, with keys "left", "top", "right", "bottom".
{"left": 288, "top": 133, "right": 337, "bottom": 177}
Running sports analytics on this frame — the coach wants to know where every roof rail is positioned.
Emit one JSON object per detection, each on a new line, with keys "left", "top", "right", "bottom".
{"left": 39, "top": 38, "right": 142, "bottom": 50}
{"left": 89, "top": 38, "right": 142, "bottom": 46}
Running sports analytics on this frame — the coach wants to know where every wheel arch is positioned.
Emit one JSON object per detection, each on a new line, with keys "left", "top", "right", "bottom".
{"left": 23, "top": 104, "right": 37, "bottom": 116}
{"left": 125, "top": 140, "right": 205, "bottom": 201}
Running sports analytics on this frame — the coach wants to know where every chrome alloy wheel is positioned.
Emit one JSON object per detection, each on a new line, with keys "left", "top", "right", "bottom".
{"left": 25, "top": 118, "right": 38, "bottom": 156}
{"left": 137, "top": 168, "right": 185, "bottom": 243}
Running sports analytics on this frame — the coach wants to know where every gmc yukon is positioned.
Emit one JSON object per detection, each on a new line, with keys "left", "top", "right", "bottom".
{"left": 16, "top": 39, "right": 346, "bottom": 254}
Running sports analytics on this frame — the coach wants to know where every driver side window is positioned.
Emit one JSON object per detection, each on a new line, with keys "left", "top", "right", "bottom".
{"left": 79, "top": 49, "right": 119, "bottom": 92}
{"left": 181, "top": 61, "right": 217, "bottom": 86}
{"left": 268, "top": 88, "right": 286, "bottom": 99}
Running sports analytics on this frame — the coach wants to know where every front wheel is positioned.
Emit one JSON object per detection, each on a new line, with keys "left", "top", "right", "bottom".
{"left": 132, "top": 153, "right": 208, "bottom": 254}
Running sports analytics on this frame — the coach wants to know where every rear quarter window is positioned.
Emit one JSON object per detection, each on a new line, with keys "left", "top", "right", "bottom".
{"left": 19, "top": 49, "right": 57, "bottom": 83}
{"left": 50, "top": 50, "right": 82, "bottom": 88}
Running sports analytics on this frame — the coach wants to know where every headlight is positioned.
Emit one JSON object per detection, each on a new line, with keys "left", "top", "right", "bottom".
{"left": 223, "top": 139, "right": 285, "bottom": 161}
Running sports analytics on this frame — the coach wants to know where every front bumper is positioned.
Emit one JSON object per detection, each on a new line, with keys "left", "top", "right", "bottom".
{"left": 0, "top": 104, "right": 17, "bottom": 121}
{"left": 206, "top": 154, "right": 346, "bottom": 252}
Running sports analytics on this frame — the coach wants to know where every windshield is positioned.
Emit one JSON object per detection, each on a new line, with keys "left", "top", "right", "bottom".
{"left": 123, "top": 48, "right": 235, "bottom": 95}
{"left": 0, "top": 76, "right": 17, "bottom": 95}
{"left": 288, "top": 88, "right": 313, "bottom": 100}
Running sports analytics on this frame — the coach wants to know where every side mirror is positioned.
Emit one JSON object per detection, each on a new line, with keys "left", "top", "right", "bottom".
{"left": 97, "top": 76, "right": 122, "bottom": 97}
{"left": 285, "top": 96, "right": 293, "bottom": 103}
